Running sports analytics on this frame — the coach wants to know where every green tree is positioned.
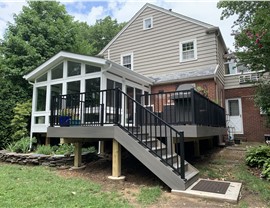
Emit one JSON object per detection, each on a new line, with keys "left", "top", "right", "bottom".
{"left": 0, "top": 77, "right": 29, "bottom": 148}
{"left": 218, "top": 1, "right": 270, "bottom": 124}
{"left": 89, "top": 16, "right": 126, "bottom": 55}
{"left": 0, "top": 1, "right": 93, "bottom": 147}
{"left": 1, "top": 1, "right": 92, "bottom": 78}
{"left": 10, "top": 100, "right": 32, "bottom": 142}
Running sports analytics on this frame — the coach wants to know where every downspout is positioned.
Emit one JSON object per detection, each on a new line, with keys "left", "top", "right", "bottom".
{"left": 28, "top": 80, "right": 35, "bottom": 151}
{"left": 98, "top": 62, "right": 113, "bottom": 155}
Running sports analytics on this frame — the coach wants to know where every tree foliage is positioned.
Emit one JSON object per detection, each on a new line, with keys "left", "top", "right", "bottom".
{"left": 10, "top": 100, "right": 32, "bottom": 142}
{"left": 88, "top": 16, "right": 126, "bottom": 55}
{"left": 218, "top": 1, "right": 270, "bottom": 124}
{"left": 218, "top": 1, "right": 270, "bottom": 71}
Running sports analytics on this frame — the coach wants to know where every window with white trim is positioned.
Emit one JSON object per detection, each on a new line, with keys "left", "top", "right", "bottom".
{"left": 143, "top": 17, "right": 153, "bottom": 30}
{"left": 179, "top": 39, "right": 197, "bottom": 62}
{"left": 121, "top": 53, "right": 133, "bottom": 70}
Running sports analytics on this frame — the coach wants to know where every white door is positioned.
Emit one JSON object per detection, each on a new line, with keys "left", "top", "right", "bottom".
{"left": 226, "top": 98, "right": 243, "bottom": 134}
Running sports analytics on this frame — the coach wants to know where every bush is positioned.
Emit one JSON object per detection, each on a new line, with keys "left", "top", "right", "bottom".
{"left": 54, "top": 144, "right": 74, "bottom": 155}
{"left": 262, "top": 158, "right": 270, "bottom": 181}
{"left": 246, "top": 145, "right": 270, "bottom": 180}
{"left": 36, "top": 145, "right": 53, "bottom": 155}
{"left": 6, "top": 137, "right": 33, "bottom": 153}
{"left": 246, "top": 145, "right": 270, "bottom": 167}
{"left": 82, "top": 146, "right": 96, "bottom": 154}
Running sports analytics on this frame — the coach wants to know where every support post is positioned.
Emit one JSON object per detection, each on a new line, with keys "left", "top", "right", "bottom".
{"left": 45, "top": 137, "right": 51, "bottom": 146}
{"left": 74, "top": 142, "right": 82, "bottom": 167}
{"left": 194, "top": 140, "right": 200, "bottom": 157}
{"left": 108, "top": 139, "right": 125, "bottom": 180}
{"left": 98, "top": 141, "right": 105, "bottom": 155}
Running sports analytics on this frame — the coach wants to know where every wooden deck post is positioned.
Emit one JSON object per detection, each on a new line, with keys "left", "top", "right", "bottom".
{"left": 45, "top": 137, "right": 51, "bottom": 146}
{"left": 74, "top": 142, "right": 82, "bottom": 167}
{"left": 108, "top": 139, "right": 125, "bottom": 180}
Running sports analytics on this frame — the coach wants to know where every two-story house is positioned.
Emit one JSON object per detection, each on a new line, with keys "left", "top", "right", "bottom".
{"left": 98, "top": 3, "right": 269, "bottom": 143}
{"left": 23, "top": 3, "right": 266, "bottom": 193}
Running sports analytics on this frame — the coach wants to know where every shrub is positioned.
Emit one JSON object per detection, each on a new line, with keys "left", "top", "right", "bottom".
{"left": 246, "top": 145, "right": 270, "bottom": 180}
{"left": 10, "top": 100, "right": 32, "bottom": 142}
{"left": 36, "top": 145, "right": 53, "bottom": 155}
{"left": 6, "top": 137, "right": 33, "bottom": 153}
{"left": 262, "top": 158, "right": 270, "bottom": 181}
{"left": 246, "top": 145, "right": 270, "bottom": 167}
{"left": 82, "top": 146, "right": 96, "bottom": 154}
{"left": 54, "top": 144, "right": 74, "bottom": 155}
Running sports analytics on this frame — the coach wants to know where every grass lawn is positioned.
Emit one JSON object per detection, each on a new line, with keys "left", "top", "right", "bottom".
{"left": 0, "top": 164, "right": 131, "bottom": 208}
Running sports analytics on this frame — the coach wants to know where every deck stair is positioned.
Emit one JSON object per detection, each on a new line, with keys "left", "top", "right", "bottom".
{"left": 116, "top": 126, "right": 199, "bottom": 191}
{"left": 50, "top": 88, "right": 200, "bottom": 191}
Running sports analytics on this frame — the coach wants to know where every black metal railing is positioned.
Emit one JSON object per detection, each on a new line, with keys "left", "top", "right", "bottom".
{"left": 140, "top": 89, "right": 226, "bottom": 127}
{"left": 50, "top": 88, "right": 186, "bottom": 179}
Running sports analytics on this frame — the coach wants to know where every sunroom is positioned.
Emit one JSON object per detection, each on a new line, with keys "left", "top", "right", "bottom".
{"left": 23, "top": 51, "right": 153, "bottom": 138}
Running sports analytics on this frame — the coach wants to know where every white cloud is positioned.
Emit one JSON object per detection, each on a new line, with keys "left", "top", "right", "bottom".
{"left": 70, "top": 5, "right": 107, "bottom": 25}
{"left": 0, "top": 2, "right": 26, "bottom": 39}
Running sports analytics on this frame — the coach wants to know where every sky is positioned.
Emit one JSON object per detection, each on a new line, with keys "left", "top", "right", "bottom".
{"left": 0, "top": 0, "right": 237, "bottom": 50}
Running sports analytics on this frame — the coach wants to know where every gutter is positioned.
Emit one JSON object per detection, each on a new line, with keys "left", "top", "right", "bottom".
{"left": 152, "top": 74, "right": 215, "bottom": 86}
{"left": 27, "top": 81, "right": 35, "bottom": 151}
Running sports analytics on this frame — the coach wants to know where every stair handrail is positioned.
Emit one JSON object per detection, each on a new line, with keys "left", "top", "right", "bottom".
{"left": 115, "top": 88, "right": 186, "bottom": 179}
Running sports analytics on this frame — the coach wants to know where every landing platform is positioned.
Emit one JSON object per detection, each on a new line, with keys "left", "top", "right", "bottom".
{"left": 172, "top": 178, "right": 242, "bottom": 204}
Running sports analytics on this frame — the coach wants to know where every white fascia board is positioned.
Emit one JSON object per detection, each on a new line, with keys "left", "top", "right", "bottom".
{"left": 106, "top": 60, "right": 154, "bottom": 85}
{"left": 99, "top": 3, "right": 214, "bottom": 55}
{"left": 23, "top": 51, "right": 106, "bottom": 81}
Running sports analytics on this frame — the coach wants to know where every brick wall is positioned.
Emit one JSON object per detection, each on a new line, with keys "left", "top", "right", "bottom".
{"left": 225, "top": 86, "right": 270, "bottom": 142}
{"left": 151, "top": 78, "right": 219, "bottom": 102}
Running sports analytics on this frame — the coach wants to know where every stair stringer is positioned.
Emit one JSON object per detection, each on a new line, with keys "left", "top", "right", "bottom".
{"left": 114, "top": 126, "right": 198, "bottom": 191}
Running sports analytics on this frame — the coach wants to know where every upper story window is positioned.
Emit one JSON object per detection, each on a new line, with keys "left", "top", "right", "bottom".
{"left": 224, "top": 60, "right": 250, "bottom": 75}
{"left": 121, "top": 53, "right": 133, "bottom": 70}
{"left": 51, "top": 63, "right": 63, "bottom": 80}
{"left": 67, "top": 61, "right": 81, "bottom": 77}
{"left": 179, "top": 39, "right": 197, "bottom": 62}
{"left": 143, "top": 17, "right": 153, "bottom": 30}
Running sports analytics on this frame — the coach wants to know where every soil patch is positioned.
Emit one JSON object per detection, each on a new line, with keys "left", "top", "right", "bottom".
{"left": 57, "top": 145, "right": 268, "bottom": 207}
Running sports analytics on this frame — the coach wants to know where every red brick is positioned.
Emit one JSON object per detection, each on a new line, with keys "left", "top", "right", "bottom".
{"left": 225, "top": 87, "right": 270, "bottom": 142}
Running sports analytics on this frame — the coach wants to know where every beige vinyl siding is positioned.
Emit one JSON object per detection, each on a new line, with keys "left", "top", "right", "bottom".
{"left": 103, "top": 7, "right": 218, "bottom": 76}
{"left": 224, "top": 75, "right": 254, "bottom": 89}
{"left": 215, "top": 38, "right": 226, "bottom": 85}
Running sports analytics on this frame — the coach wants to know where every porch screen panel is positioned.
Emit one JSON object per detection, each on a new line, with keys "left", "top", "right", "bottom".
{"left": 36, "top": 86, "right": 46, "bottom": 111}
{"left": 85, "top": 78, "right": 101, "bottom": 123}
{"left": 51, "top": 84, "right": 62, "bottom": 109}
{"left": 106, "top": 79, "right": 122, "bottom": 107}
{"left": 228, "top": 100, "right": 239, "bottom": 116}
{"left": 66, "top": 81, "right": 80, "bottom": 108}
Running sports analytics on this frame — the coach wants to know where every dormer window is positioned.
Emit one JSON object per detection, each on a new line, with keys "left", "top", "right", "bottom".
{"left": 143, "top": 17, "right": 153, "bottom": 30}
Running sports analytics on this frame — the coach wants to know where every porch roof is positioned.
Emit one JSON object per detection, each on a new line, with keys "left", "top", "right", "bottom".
{"left": 148, "top": 65, "right": 218, "bottom": 84}
{"left": 23, "top": 51, "right": 154, "bottom": 85}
